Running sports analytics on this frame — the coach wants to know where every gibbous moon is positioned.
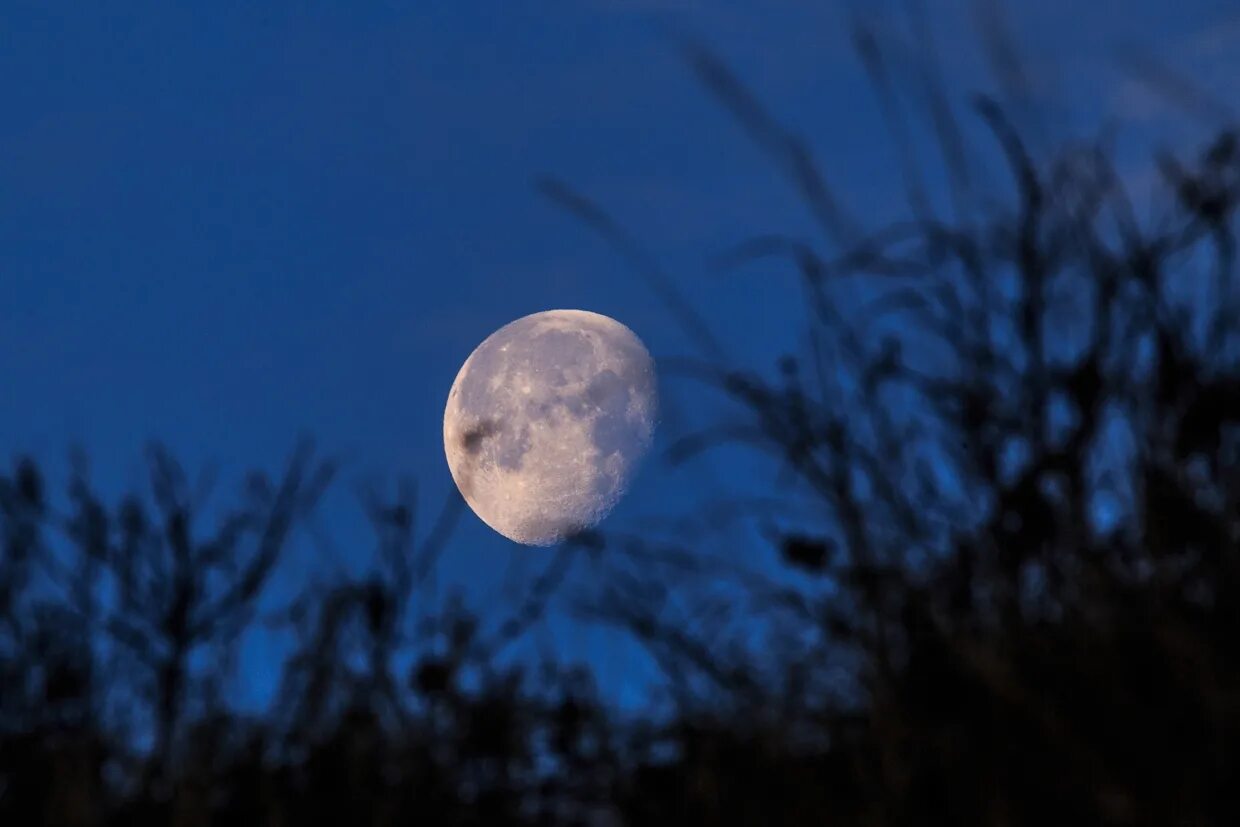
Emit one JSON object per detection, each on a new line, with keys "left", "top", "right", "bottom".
{"left": 443, "top": 309, "right": 657, "bottom": 546}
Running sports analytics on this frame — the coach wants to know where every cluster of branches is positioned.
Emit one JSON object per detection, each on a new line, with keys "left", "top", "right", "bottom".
{"left": 0, "top": 443, "right": 639, "bottom": 825}
{"left": 555, "top": 28, "right": 1240, "bottom": 826}
{"left": 6, "top": 19, "right": 1240, "bottom": 827}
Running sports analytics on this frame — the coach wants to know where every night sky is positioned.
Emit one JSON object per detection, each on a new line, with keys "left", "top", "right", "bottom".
{"left": 2, "top": 0, "right": 1235, "bottom": 708}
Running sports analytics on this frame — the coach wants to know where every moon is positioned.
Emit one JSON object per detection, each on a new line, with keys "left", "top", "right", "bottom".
{"left": 443, "top": 309, "right": 658, "bottom": 546}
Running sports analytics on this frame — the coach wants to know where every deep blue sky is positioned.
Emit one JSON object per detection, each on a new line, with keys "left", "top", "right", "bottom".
{"left": 2, "top": 0, "right": 1235, "bottom": 708}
